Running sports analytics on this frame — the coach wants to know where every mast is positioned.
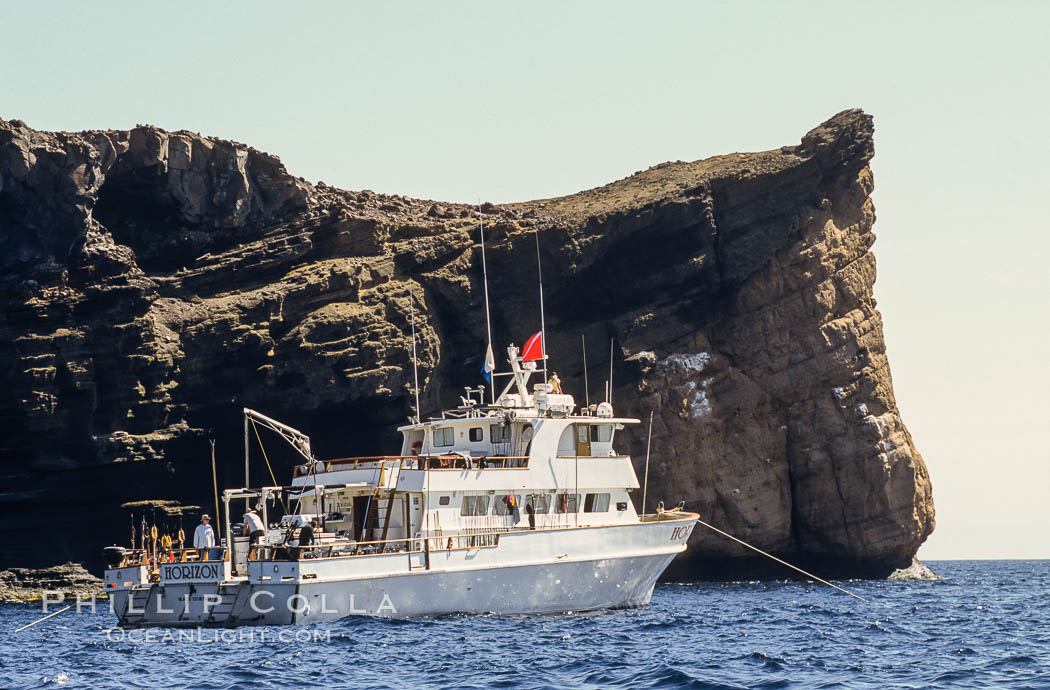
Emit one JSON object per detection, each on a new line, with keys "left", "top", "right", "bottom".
{"left": 642, "top": 411, "right": 654, "bottom": 514}
{"left": 479, "top": 204, "right": 495, "bottom": 403}
{"left": 535, "top": 229, "right": 547, "bottom": 381}
{"left": 582, "top": 333, "right": 589, "bottom": 407}
{"left": 243, "top": 414, "right": 249, "bottom": 489}
{"left": 411, "top": 290, "right": 421, "bottom": 422}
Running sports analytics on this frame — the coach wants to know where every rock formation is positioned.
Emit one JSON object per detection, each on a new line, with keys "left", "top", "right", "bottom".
{"left": 0, "top": 110, "right": 934, "bottom": 577}
{"left": 0, "top": 562, "right": 100, "bottom": 602}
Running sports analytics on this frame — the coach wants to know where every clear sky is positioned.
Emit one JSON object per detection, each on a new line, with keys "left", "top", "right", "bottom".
{"left": 3, "top": 1, "right": 1048, "bottom": 559}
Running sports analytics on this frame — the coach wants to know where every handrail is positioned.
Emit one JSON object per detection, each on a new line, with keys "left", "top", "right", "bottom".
{"left": 424, "top": 455, "right": 529, "bottom": 470}
{"left": 117, "top": 546, "right": 229, "bottom": 568}
{"left": 638, "top": 510, "right": 695, "bottom": 523}
{"left": 293, "top": 455, "right": 531, "bottom": 476}
{"left": 295, "top": 456, "right": 401, "bottom": 477}
{"left": 249, "top": 529, "right": 514, "bottom": 562}
{"left": 554, "top": 455, "right": 629, "bottom": 459}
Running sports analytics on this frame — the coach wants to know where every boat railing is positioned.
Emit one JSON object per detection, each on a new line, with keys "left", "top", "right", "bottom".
{"left": 638, "top": 510, "right": 694, "bottom": 523}
{"left": 294, "top": 455, "right": 530, "bottom": 476}
{"left": 294, "top": 456, "right": 400, "bottom": 477}
{"left": 423, "top": 456, "right": 529, "bottom": 470}
{"left": 423, "top": 531, "right": 503, "bottom": 550}
{"left": 250, "top": 540, "right": 410, "bottom": 561}
{"left": 249, "top": 529, "right": 509, "bottom": 562}
{"left": 554, "top": 454, "right": 630, "bottom": 460}
{"left": 116, "top": 546, "right": 229, "bottom": 568}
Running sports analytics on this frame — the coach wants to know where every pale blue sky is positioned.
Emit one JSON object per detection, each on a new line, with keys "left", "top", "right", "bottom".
{"left": 4, "top": 1, "right": 1048, "bottom": 559}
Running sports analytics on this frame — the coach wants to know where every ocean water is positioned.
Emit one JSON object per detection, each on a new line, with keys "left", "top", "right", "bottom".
{"left": 0, "top": 560, "right": 1046, "bottom": 689}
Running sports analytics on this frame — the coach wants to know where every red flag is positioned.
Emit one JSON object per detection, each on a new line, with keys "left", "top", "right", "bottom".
{"left": 521, "top": 331, "right": 543, "bottom": 362}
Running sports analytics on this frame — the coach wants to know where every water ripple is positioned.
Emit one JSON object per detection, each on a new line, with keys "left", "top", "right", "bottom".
{"left": 1, "top": 561, "right": 1048, "bottom": 688}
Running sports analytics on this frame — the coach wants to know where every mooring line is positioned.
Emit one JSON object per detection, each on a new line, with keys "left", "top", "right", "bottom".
{"left": 696, "top": 518, "right": 866, "bottom": 601}
{"left": 14, "top": 604, "right": 72, "bottom": 632}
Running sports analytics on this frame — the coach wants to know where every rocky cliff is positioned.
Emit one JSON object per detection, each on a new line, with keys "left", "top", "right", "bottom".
{"left": 0, "top": 110, "right": 934, "bottom": 576}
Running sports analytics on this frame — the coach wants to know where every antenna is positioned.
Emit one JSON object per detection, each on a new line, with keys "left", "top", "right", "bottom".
{"left": 535, "top": 229, "right": 547, "bottom": 381}
{"left": 608, "top": 337, "right": 614, "bottom": 407}
{"left": 210, "top": 439, "right": 221, "bottom": 538}
{"left": 478, "top": 204, "right": 495, "bottom": 403}
{"left": 581, "top": 333, "right": 589, "bottom": 407}
{"left": 411, "top": 290, "right": 421, "bottom": 422}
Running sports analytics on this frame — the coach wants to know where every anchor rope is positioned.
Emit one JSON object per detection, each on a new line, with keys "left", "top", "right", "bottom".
{"left": 695, "top": 518, "right": 866, "bottom": 601}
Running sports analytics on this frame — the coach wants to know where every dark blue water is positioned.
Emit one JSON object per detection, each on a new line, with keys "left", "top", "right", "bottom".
{"left": 1, "top": 560, "right": 1046, "bottom": 689}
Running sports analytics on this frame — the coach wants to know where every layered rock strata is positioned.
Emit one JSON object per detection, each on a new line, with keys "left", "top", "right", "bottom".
{"left": 0, "top": 110, "right": 934, "bottom": 576}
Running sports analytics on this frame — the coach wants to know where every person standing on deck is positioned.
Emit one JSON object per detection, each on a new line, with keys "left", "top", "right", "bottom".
{"left": 243, "top": 509, "right": 265, "bottom": 546}
{"left": 194, "top": 514, "right": 215, "bottom": 559}
{"left": 295, "top": 518, "right": 316, "bottom": 560}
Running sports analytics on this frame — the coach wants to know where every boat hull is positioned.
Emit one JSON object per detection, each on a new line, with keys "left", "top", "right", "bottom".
{"left": 110, "top": 513, "right": 697, "bottom": 626}
{"left": 112, "top": 552, "right": 676, "bottom": 626}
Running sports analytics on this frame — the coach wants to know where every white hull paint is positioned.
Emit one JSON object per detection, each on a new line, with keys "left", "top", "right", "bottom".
{"left": 111, "top": 515, "right": 695, "bottom": 627}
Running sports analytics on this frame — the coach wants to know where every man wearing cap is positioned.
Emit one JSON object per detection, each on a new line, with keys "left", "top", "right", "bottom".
{"left": 194, "top": 514, "right": 216, "bottom": 559}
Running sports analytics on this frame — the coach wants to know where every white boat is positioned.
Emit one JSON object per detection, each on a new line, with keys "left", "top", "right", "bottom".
{"left": 103, "top": 338, "right": 698, "bottom": 626}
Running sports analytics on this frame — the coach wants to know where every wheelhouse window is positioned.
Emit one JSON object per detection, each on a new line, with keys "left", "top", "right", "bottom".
{"left": 461, "top": 495, "right": 490, "bottom": 516}
{"left": 584, "top": 493, "right": 611, "bottom": 512}
{"left": 589, "top": 425, "right": 612, "bottom": 443}
{"left": 490, "top": 424, "right": 510, "bottom": 443}
{"left": 469, "top": 427, "right": 483, "bottom": 442}
{"left": 493, "top": 494, "right": 521, "bottom": 515}
{"left": 433, "top": 427, "right": 454, "bottom": 447}
{"left": 525, "top": 494, "right": 551, "bottom": 514}
{"left": 555, "top": 493, "right": 580, "bottom": 514}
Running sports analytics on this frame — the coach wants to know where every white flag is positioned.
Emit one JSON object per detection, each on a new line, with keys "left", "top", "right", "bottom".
{"left": 482, "top": 343, "right": 495, "bottom": 382}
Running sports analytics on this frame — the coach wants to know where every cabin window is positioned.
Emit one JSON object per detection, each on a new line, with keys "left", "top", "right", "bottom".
{"left": 469, "top": 427, "right": 483, "bottom": 442}
{"left": 438, "top": 496, "right": 450, "bottom": 506}
{"left": 584, "top": 493, "right": 611, "bottom": 512}
{"left": 433, "top": 427, "right": 454, "bottom": 447}
{"left": 461, "top": 495, "right": 490, "bottom": 516}
{"left": 493, "top": 494, "right": 521, "bottom": 515}
{"left": 589, "top": 425, "right": 612, "bottom": 443}
{"left": 525, "top": 494, "right": 551, "bottom": 514}
{"left": 616, "top": 501, "right": 628, "bottom": 511}
{"left": 490, "top": 424, "right": 510, "bottom": 443}
{"left": 555, "top": 493, "right": 580, "bottom": 514}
